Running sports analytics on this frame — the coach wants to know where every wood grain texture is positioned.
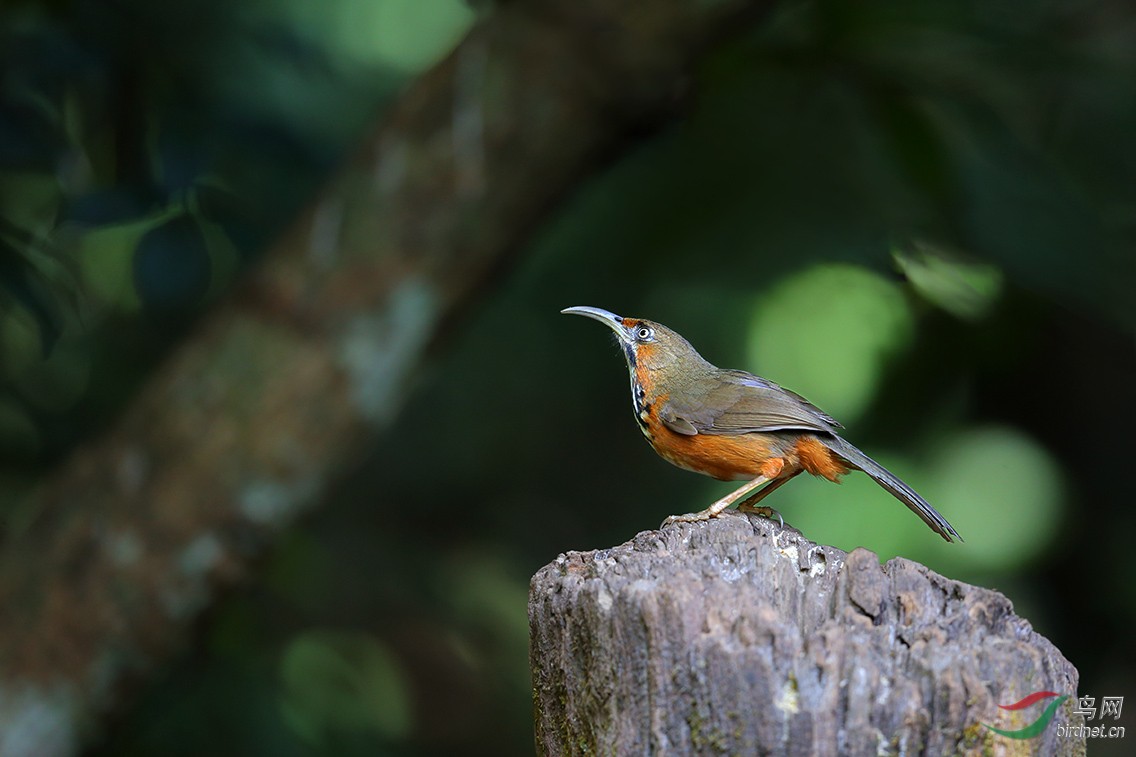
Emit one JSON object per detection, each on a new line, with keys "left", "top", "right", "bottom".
{"left": 530, "top": 513, "right": 1085, "bottom": 756}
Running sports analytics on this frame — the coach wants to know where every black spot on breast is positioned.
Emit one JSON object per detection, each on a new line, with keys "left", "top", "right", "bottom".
{"left": 631, "top": 380, "right": 649, "bottom": 428}
{"left": 622, "top": 341, "right": 636, "bottom": 366}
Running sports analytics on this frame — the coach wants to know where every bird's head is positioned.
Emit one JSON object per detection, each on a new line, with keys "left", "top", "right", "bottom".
{"left": 561, "top": 306, "right": 707, "bottom": 377}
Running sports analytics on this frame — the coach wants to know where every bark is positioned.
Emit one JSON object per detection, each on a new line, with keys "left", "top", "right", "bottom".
{"left": 530, "top": 513, "right": 1085, "bottom": 756}
{"left": 0, "top": 1, "right": 775, "bottom": 755}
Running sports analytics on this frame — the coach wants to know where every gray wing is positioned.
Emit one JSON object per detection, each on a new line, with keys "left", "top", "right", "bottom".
{"left": 658, "top": 369, "right": 841, "bottom": 436}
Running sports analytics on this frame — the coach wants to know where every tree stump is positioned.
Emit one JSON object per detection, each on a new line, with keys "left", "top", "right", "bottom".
{"left": 529, "top": 513, "right": 1084, "bottom": 756}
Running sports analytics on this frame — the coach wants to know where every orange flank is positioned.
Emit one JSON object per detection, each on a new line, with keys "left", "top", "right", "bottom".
{"left": 649, "top": 427, "right": 773, "bottom": 482}
{"left": 794, "top": 436, "right": 850, "bottom": 482}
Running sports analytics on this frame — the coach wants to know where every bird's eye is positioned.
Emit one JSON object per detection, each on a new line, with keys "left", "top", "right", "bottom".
{"left": 635, "top": 326, "right": 654, "bottom": 342}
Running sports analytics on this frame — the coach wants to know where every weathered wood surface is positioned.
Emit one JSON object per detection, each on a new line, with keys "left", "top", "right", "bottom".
{"left": 530, "top": 513, "right": 1084, "bottom": 756}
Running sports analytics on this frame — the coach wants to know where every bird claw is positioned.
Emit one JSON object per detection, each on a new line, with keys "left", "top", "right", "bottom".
{"left": 738, "top": 503, "right": 784, "bottom": 528}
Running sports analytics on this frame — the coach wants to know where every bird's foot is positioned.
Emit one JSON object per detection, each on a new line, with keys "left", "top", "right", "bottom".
{"left": 661, "top": 508, "right": 717, "bottom": 527}
{"left": 738, "top": 503, "right": 784, "bottom": 528}
{"left": 661, "top": 485, "right": 762, "bottom": 528}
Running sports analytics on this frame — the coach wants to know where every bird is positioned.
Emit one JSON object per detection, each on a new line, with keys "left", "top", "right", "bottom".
{"left": 561, "top": 306, "right": 962, "bottom": 542}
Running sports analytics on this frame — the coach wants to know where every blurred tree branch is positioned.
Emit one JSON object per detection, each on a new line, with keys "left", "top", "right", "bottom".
{"left": 0, "top": 0, "right": 774, "bottom": 754}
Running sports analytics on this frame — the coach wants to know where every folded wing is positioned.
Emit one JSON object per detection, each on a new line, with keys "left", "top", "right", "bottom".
{"left": 658, "top": 369, "right": 841, "bottom": 436}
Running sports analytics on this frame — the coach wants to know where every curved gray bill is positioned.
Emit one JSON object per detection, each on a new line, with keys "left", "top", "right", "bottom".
{"left": 560, "top": 306, "right": 626, "bottom": 335}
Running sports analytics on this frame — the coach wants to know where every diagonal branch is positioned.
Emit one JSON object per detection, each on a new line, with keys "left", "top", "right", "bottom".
{"left": 0, "top": 1, "right": 775, "bottom": 754}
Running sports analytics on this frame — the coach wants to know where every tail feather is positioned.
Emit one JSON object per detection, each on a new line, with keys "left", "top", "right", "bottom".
{"left": 822, "top": 436, "right": 963, "bottom": 543}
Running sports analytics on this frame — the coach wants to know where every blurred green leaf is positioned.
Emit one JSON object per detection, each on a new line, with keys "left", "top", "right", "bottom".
{"left": 923, "top": 426, "right": 1062, "bottom": 572}
{"left": 288, "top": 0, "right": 476, "bottom": 72}
{"left": 132, "top": 214, "right": 213, "bottom": 312}
{"left": 1, "top": 217, "right": 79, "bottom": 356}
{"left": 0, "top": 293, "right": 48, "bottom": 378}
{"left": 0, "top": 172, "right": 60, "bottom": 237}
{"left": 8, "top": 335, "right": 92, "bottom": 412}
{"left": 279, "top": 629, "right": 412, "bottom": 745}
{"left": 746, "top": 263, "right": 915, "bottom": 423}
{"left": 893, "top": 240, "right": 1003, "bottom": 320}
{"left": 76, "top": 213, "right": 174, "bottom": 312}
{"left": 0, "top": 394, "right": 41, "bottom": 458}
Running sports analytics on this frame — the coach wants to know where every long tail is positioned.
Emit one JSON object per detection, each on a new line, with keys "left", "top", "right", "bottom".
{"left": 821, "top": 435, "right": 963, "bottom": 543}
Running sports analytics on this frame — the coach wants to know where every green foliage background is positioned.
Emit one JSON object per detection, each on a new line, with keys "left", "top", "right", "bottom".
{"left": 2, "top": 0, "right": 1134, "bottom": 754}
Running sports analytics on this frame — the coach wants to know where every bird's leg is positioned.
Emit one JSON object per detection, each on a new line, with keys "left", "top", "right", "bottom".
{"left": 737, "top": 472, "right": 800, "bottom": 527}
{"left": 662, "top": 475, "right": 770, "bottom": 527}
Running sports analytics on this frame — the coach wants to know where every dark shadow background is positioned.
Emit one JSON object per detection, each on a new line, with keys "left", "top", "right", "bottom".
{"left": 1, "top": 0, "right": 1134, "bottom": 754}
